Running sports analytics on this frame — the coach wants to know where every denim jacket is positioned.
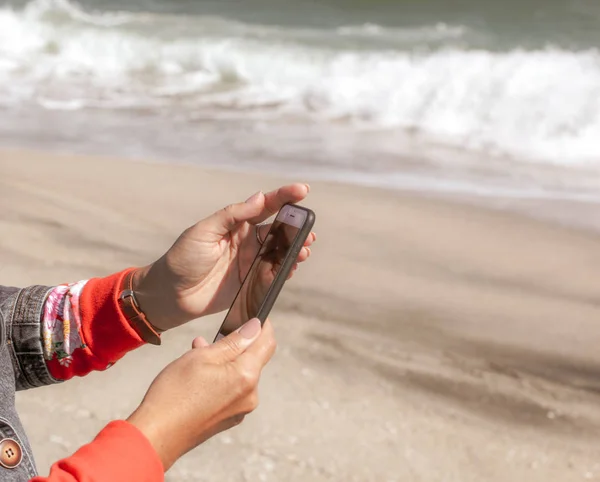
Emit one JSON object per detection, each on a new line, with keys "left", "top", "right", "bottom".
{"left": 0, "top": 284, "right": 57, "bottom": 480}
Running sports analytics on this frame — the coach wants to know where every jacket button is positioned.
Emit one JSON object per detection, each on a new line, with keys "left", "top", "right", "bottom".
{"left": 0, "top": 439, "right": 22, "bottom": 469}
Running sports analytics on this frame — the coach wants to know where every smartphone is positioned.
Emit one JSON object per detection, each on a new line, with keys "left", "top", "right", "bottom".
{"left": 214, "top": 203, "right": 315, "bottom": 342}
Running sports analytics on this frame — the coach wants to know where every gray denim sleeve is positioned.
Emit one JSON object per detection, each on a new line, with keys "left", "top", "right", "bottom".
{"left": 0, "top": 285, "right": 61, "bottom": 390}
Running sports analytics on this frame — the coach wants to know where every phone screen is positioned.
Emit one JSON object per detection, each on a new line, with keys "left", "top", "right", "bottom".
{"left": 215, "top": 205, "right": 307, "bottom": 341}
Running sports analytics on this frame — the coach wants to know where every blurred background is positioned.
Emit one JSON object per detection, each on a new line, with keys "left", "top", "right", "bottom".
{"left": 2, "top": 0, "right": 600, "bottom": 205}
{"left": 2, "top": 1, "right": 600, "bottom": 481}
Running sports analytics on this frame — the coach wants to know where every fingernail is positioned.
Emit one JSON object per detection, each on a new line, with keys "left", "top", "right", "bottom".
{"left": 245, "top": 191, "right": 262, "bottom": 204}
{"left": 304, "top": 183, "right": 311, "bottom": 192}
{"left": 238, "top": 318, "right": 261, "bottom": 339}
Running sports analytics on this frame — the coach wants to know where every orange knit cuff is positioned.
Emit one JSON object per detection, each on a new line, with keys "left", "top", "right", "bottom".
{"left": 46, "top": 269, "right": 145, "bottom": 380}
{"left": 31, "top": 420, "right": 164, "bottom": 481}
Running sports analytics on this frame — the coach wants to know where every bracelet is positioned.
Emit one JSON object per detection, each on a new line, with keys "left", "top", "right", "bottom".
{"left": 118, "top": 270, "right": 162, "bottom": 346}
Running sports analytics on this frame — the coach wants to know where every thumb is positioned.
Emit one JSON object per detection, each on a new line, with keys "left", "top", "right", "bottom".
{"left": 206, "top": 191, "right": 265, "bottom": 236}
{"left": 208, "top": 318, "right": 262, "bottom": 362}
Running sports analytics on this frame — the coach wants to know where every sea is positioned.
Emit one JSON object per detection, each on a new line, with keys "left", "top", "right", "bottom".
{"left": 1, "top": 0, "right": 600, "bottom": 205}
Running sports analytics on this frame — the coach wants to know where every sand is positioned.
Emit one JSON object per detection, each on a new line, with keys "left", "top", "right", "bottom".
{"left": 1, "top": 148, "right": 600, "bottom": 481}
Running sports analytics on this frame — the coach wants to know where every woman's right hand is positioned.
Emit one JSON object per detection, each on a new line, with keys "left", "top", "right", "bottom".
{"left": 127, "top": 318, "right": 276, "bottom": 471}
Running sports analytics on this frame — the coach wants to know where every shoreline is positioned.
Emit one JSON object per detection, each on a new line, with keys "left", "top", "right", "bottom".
{"left": 3, "top": 141, "right": 600, "bottom": 236}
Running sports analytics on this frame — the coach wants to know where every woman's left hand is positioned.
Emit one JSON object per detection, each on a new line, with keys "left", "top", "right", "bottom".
{"left": 133, "top": 184, "right": 315, "bottom": 331}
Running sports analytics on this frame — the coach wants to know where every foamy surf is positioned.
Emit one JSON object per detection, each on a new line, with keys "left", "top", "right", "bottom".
{"left": 1, "top": 0, "right": 600, "bottom": 170}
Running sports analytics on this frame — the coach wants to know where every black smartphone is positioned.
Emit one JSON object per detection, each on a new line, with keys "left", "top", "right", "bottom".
{"left": 214, "top": 203, "right": 315, "bottom": 342}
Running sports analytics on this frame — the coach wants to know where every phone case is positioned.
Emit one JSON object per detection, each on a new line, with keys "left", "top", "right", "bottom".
{"left": 255, "top": 204, "right": 316, "bottom": 323}
{"left": 215, "top": 203, "right": 316, "bottom": 341}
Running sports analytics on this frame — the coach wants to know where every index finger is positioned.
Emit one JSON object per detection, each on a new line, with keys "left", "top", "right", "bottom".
{"left": 248, "top": 184, "right": 309, "bottom": 225}
{"left": 236, "top": 319, "right": 277, "bottom": 371}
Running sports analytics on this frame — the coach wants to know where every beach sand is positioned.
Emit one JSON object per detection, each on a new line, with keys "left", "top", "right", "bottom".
{"left": 2, "top": 149, "right": 600, "bottom": 481}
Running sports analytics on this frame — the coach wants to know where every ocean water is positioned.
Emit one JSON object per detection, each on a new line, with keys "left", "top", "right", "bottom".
{"left": 1, "top": 0, "right": 600, "bottom": 200}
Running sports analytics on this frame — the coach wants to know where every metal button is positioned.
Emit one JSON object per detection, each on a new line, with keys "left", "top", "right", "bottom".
{"left": 0, "top": 438, "right": 22, "bottom": 469}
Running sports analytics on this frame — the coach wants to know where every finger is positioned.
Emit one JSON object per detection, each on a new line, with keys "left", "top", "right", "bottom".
{"left": 287, "top": 264, "right": 298, "bottom": 280}
{"left": 304, "top": 232, "right": 316, "bottom": 246}
{"left": 192, "top": 336, "right": 209, "bottom": 349}
{"left": 204, "top": 192, "right": 266, "bottom": 237}
{"left": 213, "top": 414, "right": 247, "bottom": 438}
{"left": 247, "top": 184, "right": 310, "bottom": 225}
{"left": 256, "top": 226, "right": 313, "bottom": 250}
{"left": 255, "top": 223, "right": 271, "bottom": 246}
{"left": 205, "top": 318, "right": 262, "bottom": 363}
{"left": 257, "top": 228, "right": 314, "bottom": 252}
{"left": 296, "top": 247, "right": 310, "bottom": 263}
{"left": 237, "top": 319, "right": 277, "bottom": 370}
{"left": 197, "top": 414, "right": 247, "bottom": 444}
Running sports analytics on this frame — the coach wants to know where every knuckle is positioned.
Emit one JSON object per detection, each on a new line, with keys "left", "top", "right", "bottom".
{"left": 222, "top": 203, "right": 237, "bottom": 218}
{"left": 220, "top": 337, "right": 241, "bottom": 357}
{"left": 246, "top": 391, "right": 260, "bottom": 412}
{"left": 231, "top": 414, "right": 245, "bottom": 426}
{"left": 237, "top": 366, "right": 259, "bottom": 392}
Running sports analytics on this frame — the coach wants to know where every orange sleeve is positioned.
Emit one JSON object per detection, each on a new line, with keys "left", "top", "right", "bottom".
{"left": 35, "top": 272, "right": 164, "bottom": 480}
{"left": 30, "top": 421, "right": 164, "bottom": 482}
{"left": 45, "top": 269, "right": 146, "bottom": 380}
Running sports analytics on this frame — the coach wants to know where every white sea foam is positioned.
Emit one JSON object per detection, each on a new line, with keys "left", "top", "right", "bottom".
{"left": 1, "top": 0, "right": 600, "bottom": 166}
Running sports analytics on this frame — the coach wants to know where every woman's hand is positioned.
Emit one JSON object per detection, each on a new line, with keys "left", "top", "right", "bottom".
{"left": 134, "top": 184, "right": 316, "bottom": 331}
{"left": 127, "top": 318, "right": 275, "bottom": 471}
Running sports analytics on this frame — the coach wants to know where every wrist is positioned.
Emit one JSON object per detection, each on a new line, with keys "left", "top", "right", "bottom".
{"left": 133, "top": 259, "right": 200, "bottom": 331}
{"left": 127, "top": 406, "right": 179, "bottom": 472}
{"left": 131, "top": 263, "right": 178, "bottom": 332}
